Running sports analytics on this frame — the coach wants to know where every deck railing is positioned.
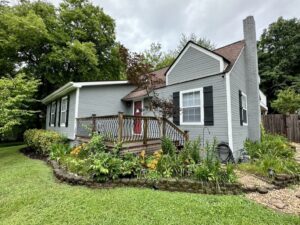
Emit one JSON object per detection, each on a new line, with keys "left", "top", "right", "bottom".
{"left": 76, "top": 112, "right": 189, "bottom": 146}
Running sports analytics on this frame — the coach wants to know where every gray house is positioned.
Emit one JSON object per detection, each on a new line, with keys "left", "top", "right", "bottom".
{"left": 42, "top": 16, "right": 267, "bottom": 160}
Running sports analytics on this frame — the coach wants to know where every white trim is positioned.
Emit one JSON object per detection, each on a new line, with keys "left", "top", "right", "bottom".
{"left": 73, "top": 81, "right": 129, "bottom": 88}
{"left": 241, "top": 92, "right": 248, "bottom": 126}
{"left": 224, "top": 47, "right": 244, "bottom": 152}
{"left": 179, "top": 87, "right": 204, "bottom": 125}
{"left": 60, "top": 96, "right": 68, "bottom": 127}
{"left": 73, "top": 88, "right": 80, "bottom": 139}
{"left": 50, "top": 101, "right": 56, "bottom": 127}
{"left": 166, "top": 42, "right": 225, "bottom": 85}
{"left": 42, "top": 81, "right": 130, "bottom": 104}
{"left": 132, "top": 100, "right": 144, "bottom": 135}
{"left": 225, "top": 73, "right": 233, "bottom": 151}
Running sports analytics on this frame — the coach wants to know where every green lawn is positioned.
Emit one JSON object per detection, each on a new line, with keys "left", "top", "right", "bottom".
{"left": 0, "top": 145, "right": 299, "bottom": 225}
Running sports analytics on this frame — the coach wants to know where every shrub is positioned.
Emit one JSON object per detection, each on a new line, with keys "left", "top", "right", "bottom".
{"left": 24, "top": 129, "right": 67, "bottom": 155}
{"left": 85, "top": 133, "right": 107, "bottom": 154}
{"left": 161, "top": 137, "right": 176, "bottom": 156}
{"left": 240, "top": 130, "right": 299, "bottom": 176}
{"left": 179, "top": 138, "right": 201, "bottom": 164}
{"left": 50, "top": 143, "right": 71, "bottom": 160}
{"left": 245, "top": 132, "right": 294, "bottom": 159}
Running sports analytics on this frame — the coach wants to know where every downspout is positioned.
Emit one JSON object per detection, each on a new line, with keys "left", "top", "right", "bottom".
{"left": 73, "top": 87, "right": 80, "bottom": 140}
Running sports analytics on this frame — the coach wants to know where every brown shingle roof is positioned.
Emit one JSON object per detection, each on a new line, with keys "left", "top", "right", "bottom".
{"left": 122, "top": 40, "right": 245, "bottom": 101}
{"left": 214, "top": 40, "right": 245, "bottom": 72}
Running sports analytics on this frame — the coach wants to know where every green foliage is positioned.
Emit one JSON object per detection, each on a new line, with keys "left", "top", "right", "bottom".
{"left": 271, "top": 88, "right": 300, "bottom": 114}
{"left": 180, "top": 138, "right": 201, "bottom": 164}
{"left": 175, "top": 33, "right": 216, "bottom": 53}
{"left": 241, "top": 131, "right": 300, "bottom": 176}
{"left": 24, "top": 129, "right": 67, "bottom": 155}
{"left": 245, "top": 132, "right": 294, "bottom": 159}
{"left": 142, "top": 43, "right": 174, "bottom": 70}
{"left": 0, "top": 0, "right": 123, "bottom": 98}
{"left": 0, "top": 74, "right": 40, "bottom": 137}
{"left": 1, "top": 145, "right": 299, "bottom": 225}
{"left": 85, "top": 133, "right": 107, "bottom": 154}
{"left": 161, "top": 137, "right": 176, "bottom": 156}
{"left": 193, "top": 139, "right": 236, "bottom": 184}
{"left": 49, "top": 143, "right": 71, "bottom": 160}
{"left": 258, "top": 17, "right": 300, "bottom": 110}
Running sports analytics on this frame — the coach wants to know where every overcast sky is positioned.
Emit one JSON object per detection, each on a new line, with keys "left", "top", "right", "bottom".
{"left": 19, "top": 0, "right": 300, "bottom": 52}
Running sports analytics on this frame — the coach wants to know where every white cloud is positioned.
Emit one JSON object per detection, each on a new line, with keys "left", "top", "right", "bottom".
{"left": 25, "top": 0, "right": 300, "bottom": 52}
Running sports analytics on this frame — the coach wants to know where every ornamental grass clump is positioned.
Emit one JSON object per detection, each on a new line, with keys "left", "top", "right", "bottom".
{"left": 239, "top": 128, "right": 300, "bottom": 176}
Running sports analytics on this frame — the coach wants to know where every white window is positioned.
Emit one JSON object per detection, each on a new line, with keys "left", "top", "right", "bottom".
{"left": 180, "top": 88, "right": 204, "bottom": 125}
{"left": 60, "top": 96, "right": 68, "bottom": 126}
{"left": 50, "top": 101, "right": 56, "bottom": 126}
{"left": 241, "top": 92, "right": 248, "bottom": 125}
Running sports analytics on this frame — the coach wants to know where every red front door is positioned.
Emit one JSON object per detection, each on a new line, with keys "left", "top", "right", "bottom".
{"left": 133, "top": 101, "right": 142, "bottom": 134}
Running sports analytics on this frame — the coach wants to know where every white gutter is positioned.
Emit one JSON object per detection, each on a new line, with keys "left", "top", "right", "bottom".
{"left": 41, "top": 80, "right": 130, "bottom": 104}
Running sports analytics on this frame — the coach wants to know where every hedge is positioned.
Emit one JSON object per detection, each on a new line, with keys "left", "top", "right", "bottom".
{"left": 24, "top": 129, "right": 67, "bottom": 155}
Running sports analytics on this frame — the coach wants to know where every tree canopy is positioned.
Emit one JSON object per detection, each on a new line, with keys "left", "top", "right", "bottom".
{"left": 271, "top": 88, "right": 300, "bottom": 114}
{"left": 0, "top": 0, "right": 124, "bottom": 97}
{"left": 258, "top": 17, "right": 300, "bottom": 110}
{"left": 0, "top": 74, "right": 40, "bottom": 137}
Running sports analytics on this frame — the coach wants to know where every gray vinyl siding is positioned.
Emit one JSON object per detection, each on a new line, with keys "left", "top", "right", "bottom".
{"left": 156, "top": 75, "right": 228, "bottom": 145}
{"left": 167, "top": 46, "right": 221, "bottom": 85}
{"left": 229, "top": 50, "right": 248, "bottom": 159}
{"left": 45, "top": 91, "right": 76, "bottom": 140}
{"left": 78, "top": 84, "right": 135, "bottom": 117}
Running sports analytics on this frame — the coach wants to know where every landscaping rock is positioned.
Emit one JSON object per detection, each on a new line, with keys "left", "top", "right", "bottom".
{"left": 257, "top": 187, "right": 269, "bottom": 194}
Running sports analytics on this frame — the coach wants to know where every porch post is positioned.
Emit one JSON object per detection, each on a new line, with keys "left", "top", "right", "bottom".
{"left": 162, "top": 116, "right": 166, "bottom": 138}
{"left": 143, "top": 117, "right": 148, "bottom": 145}
{"left": 92, "top": 114, "right": 96, "bottom": 133}
{"left": 118, "top": 112, "right": 124, "bottom": 143}
{"left": 184, "top": 130, "right": 189, "bottom": 142}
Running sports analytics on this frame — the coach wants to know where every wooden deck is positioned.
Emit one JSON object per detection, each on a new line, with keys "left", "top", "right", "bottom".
{"left": 76, "top": 136, "right": 162, "bottom": 155}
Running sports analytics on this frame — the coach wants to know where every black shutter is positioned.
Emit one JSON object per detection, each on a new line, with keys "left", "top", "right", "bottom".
{"left": 66, "top": 95, "right": 70, "bottom": 127}
{"left": 239, "top": 90, "right": 243, "bottom": 126}
{"left": 49, "top": 103, "right": 52, "bottom": 126}
{"left": 54, "top": 100, "right": 57, "bottom": 127}
{"left": 173, "top": 92, "right": 180, "bottom": 125}
{"left": 204, "top": 86, "right": 214, "bottom": 126}
{"left": 58, "top": 98, "right": 62, "bottom": 127}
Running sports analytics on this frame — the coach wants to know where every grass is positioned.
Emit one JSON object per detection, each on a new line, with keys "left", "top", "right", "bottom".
{"left": 0, "top": 145, "right": 299, "bottom": 225}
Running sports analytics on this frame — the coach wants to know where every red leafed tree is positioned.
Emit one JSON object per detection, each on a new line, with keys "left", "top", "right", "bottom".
{"left": 120, "top": 45, "right": 175, "bottom": 122}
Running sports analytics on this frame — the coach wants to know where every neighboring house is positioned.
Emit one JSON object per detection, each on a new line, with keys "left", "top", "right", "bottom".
{"left": 42, "top": 16, "right": 267, "bottom": 160}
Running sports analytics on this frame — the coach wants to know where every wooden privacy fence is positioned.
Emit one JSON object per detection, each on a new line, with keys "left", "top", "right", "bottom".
{"left": 262, "top": 114, "right": 300, "bottom": 143}
{"left": 76, "top": 112, "right": 189, "bottom": 146}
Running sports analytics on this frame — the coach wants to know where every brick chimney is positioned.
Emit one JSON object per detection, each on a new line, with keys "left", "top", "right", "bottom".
{"left": 243, "top": 16, "right": 261, "bottom": 141}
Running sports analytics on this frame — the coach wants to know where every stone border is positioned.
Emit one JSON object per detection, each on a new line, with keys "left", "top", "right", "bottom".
{"left": 272, "top": 174, "right": 300, "bottom": 188}
{"left": 47, "top": 159, "right": 243, "bottom": 195}
{"left": 21, "top": 147, "right": 299, "bottom": 195}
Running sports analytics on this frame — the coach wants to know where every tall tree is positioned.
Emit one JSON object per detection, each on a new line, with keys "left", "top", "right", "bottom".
{"left": 0, "top": 74, "right": 40, "bottom": 138}
{"left": 271, "top": 88, "right": 300, "bottom": 114}
{"left": 175, "top": 33, "right": 216, "bottom": 54}
{"left": 258, "top": 17, "right": 300, "bottom": 110}
{"left": 142, "top": 43, "right": 174, "bottom": 71}
{"left": 0, "top": 0, "right": 123, "bottom": 97}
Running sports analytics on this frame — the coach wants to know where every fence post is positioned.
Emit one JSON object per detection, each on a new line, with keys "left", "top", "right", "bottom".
{"left": 92, "top": 114, "right": 96, "bottom": 133}
{"left": 184, "top": 130, "right": 189, "bottom": 142}
{"left": 143, "top": 118, "right": 148, "bottom": 145}
{"left": 162, "top": 117, "right": 166, "bottom": 138}
{"left": 118, "top": 112, "right": 124, "bottom": 143}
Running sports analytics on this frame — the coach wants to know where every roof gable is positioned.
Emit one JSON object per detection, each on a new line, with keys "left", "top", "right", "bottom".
{"left": 165, "top": 41, "right": 229, "bottom": 80}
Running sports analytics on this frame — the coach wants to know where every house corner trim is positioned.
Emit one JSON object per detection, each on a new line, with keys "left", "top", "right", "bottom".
{"left": 225, "top": 73, "right": 233, "bottom": 151}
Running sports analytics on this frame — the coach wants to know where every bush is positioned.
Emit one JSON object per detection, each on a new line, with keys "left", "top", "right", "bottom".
{"left": 161, "top": 137, "right": 176, "bottom": 156}
{"left": 24, "top": 129, "right": 67, "bottom": 155}
{"left": 245, "top": 132, "right": 294, "bottom": 159}
{"left": 50, "top": 143, "right": 71, "bottom": 160}
{"left": 179, "top": 138, "right": 201, "bottom": 164}
{"left": 240, "top": 130, "right": 300, "bottom": 176}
